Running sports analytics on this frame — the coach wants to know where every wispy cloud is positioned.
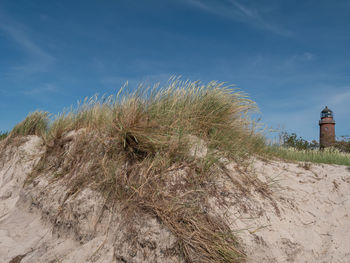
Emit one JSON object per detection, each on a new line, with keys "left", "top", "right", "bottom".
{"left": 20, "top": 83, "right": 61, "bottom": 104}
{"left": 22, "top": 83, "right": 58, "bottom": 96}
{"left": 0, "top": 9, "right": 55, "bottom": 75}
{"left": 184, "top": 0, "right": 291, "bottom": 37}
{"left": 187, "top": 0, "right": 212, "bottom": 12}
{"left": 229, "top": 0, "right": 256, "bottom": 18}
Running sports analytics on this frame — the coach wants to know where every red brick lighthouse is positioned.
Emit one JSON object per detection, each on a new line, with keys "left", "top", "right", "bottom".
{"left": 319, "top": 106, "right": 335, "bottom": 148}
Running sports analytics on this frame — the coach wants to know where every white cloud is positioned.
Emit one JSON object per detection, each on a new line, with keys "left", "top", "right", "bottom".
{"left": 187, "top": 0, "right": 211, "bottom": 11}
{"left": 183, "top": 0, "right": 292, "bottom": 36}
{"left": 229, "top": 0, "right": 256, "bottom": 18}
{"left": 0, "top": 10, "right": 55, "bottom": 75}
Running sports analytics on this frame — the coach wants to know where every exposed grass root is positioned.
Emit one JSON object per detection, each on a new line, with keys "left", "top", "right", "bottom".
{"left": 27, "top": 131, "right": 246, "bottom": 262}
{"left": 142, "top": 197, "right": 245, "bottom": 262}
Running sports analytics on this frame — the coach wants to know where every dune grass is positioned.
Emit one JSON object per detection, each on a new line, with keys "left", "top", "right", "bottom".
{"left": 8, "top": 78, "right": 349, "bottom": 261}
{"left": 0, "top": 131, "right": 9, "bottom": 141}
{"left": 268, "top": 146, "right": 350, "bottom": 166}
{"left": 10, "top": 78, "right": 268, "bottom": 263}
{"left": 12, "top": 79, "right": 265, "bottom": 162}
{"left": 9, "top": 111, "right": 49, "bottom": 138}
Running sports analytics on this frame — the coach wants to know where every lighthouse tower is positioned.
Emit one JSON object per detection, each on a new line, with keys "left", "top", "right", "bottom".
{"left": 319, "top": 106, "right": 335, "bottom": 148}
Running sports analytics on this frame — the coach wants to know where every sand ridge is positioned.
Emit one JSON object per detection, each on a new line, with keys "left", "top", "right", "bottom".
{"left": 0, "top": 135, "right": 350, "bottom": 262}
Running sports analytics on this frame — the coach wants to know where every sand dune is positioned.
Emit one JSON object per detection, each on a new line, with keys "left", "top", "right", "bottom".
{"left": 0, "top": 136, "right": 349, "bottom": 262}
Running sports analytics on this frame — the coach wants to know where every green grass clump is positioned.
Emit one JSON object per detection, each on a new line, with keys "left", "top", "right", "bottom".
{"left": 18, "top": 78, "right": 267, "bottom": 263}
{"left": 38, "top": 79, "right": 265, "bottom": 162}
{"left": 268, "top": 146, "right": 350, "bottom": 166}
{"left": 9, "top": 111, "right": 49, "bottom": 138}
{"left": 0, "top": 131, "right": 8, "bottom": 141}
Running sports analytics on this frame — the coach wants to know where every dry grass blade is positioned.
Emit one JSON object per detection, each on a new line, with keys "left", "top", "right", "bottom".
{"left": 9, "top": 111, "right": 49, "bottom": 138}
{"left": 19, "top": 78, "right": 267, "bottom": 262}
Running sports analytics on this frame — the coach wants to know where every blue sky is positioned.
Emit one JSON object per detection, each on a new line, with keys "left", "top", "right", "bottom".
{"left": 0, "top": 0, "right": 349, "bottom": 141}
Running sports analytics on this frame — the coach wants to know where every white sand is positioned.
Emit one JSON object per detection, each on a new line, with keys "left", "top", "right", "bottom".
{"left": 219, "top": 159, "right": 350, "bottom": 262}
{"left": 0, "top": 136, "right": 179, "bottom": 263}
{"left": 0, "top": 136, "right": 349, "bottom": 262}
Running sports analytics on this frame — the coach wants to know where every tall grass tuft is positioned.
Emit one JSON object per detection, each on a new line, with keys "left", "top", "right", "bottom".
{"left": 0, "top": 131, "right": 8, "bottom": 141}
{"left": 41, "top": 79, "right": 264, "bottom": 161}
{"left": 22, "top": 79, "right": 266, "bottom": 262}
{"left": 9, "top": 111, "right": 49, "bottom": 138}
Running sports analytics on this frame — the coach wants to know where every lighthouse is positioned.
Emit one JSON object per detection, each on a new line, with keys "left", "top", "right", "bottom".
{"left": 319, "top": 106, "right": 335, "bottom": 148}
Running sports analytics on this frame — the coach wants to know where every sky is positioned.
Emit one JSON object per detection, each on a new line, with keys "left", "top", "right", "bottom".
{"left": 0, "top": 0, "right": 349, "bottom": 141}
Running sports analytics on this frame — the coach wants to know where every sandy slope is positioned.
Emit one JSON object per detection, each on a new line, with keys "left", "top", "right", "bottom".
{"left": 220, "top": 159, "right": 350, "bottom": 262}
{"left": 0, "top": 136, "right": 179, "bottom": 263}
{"left": 0, "top": 135, "right": 350, "bottom": 262}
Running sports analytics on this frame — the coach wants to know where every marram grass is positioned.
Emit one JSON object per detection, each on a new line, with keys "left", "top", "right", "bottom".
{"left": 8, "top": 79, "right": 349, "bottom": 262}
{"left": 0, "top": 131, "right": 8, "bottom": 141}
{"left": 13, "top": 79, "right": 265, "bottom": 263}
{"left": 9, "top": 111, "right": 49, "bottom": 138}
{"left": 12, "top": 79, "right": 265, "bottom": 162}
{"left": 268, "top": 146, "right": 350, "bottom": 166}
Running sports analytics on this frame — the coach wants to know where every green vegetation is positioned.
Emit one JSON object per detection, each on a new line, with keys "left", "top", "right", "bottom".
{"left": 11, "top": 80, "right": 265, "bottom": 160}
{"left": 269, "top": 132, "right": 350, "bottom": 166}
{"left": 18, "top": 79, "right": 265, "bottom": 263}
{"left": 6, "top": 78, "right": 349, "bottom": 261}
{"left": 9, "top": 111, "right": 49, "bottom": 138}
{"left": 0, "top": 131, "right": 8, "bottom": 141}
{"left": 280, "top": 132, "right": 319, "bottom": 150}
{"left": 268, "top": 146, "right": 350, "bottom": 166}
